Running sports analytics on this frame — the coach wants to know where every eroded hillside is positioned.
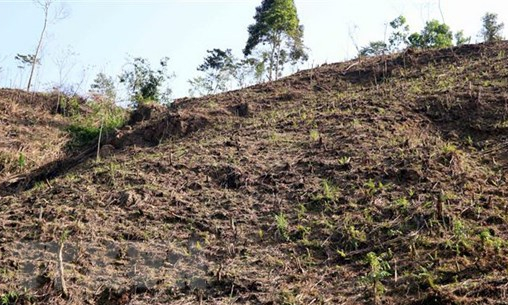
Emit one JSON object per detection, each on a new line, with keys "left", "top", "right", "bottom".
{"left": 2, "top": 42, "right": 508, "bottom": 304}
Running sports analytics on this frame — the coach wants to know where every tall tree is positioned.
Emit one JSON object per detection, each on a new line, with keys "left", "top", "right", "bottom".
{"left": 480, "top": 12, "right": 504, "bottom": 42}
{"left": 243, "top": 0, "right": 308, "bottom": 81}
{"left": 27, "top": 0, "right": 68, "bottom": 92}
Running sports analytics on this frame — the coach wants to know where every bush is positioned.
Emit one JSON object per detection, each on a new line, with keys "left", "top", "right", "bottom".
{"left": 66, "top": 99, "right": 127, "bottom": 148}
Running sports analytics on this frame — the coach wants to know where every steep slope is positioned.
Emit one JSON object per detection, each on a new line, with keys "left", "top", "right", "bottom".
{"left": 2, "top": 42, "right": 508, "bottom": 305}
{"left": 0, "top": 89, "right": 73, "bottom": 181}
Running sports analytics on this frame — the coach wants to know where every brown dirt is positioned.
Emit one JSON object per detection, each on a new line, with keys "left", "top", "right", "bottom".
{"left": 0, "top": 89, "right": 71, "bottom": 182}
{"left": 3, "top": 42, "right": 508, "bottom": 304}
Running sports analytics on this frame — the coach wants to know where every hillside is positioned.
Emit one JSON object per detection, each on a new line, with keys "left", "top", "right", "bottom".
{"left": 2, "top": 42, "right": 508, "bottom": 304}
{"left": 0, "top": 89, "right": 72, "bottom": 181}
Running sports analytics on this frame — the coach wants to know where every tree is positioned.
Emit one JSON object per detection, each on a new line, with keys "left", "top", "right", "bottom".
{"left": 15, "top": 54, "right": 39, "bottom": 88}
{"left": 15, "top": 54, "right": 39, "bottom": 69}
{"left": 387, "top": 16, "right": 410, "bottom": 52}
{"left": 90, "top": 72, "right": 117, "bottom": 101}
{"left": 27, "top": 0, "right": 68, "bottom": 92}
{"left": 52, "top": 46, "right": 78, "bottom": 93}
{"left": 189, "top": 49, "right": 267, "bottom": 97}
{"left": 234, "top": 57, "right": 266, "bottom": 88}
{"left": 408, "top": 20, "right": 453, "bottom": 49}
{"left": 454, "top": 30, "right": 471, "bottom": 46}
{"left": 359, "top": 41, "right": 388, "bottom": 57}
{"left": 480, "top": 12, "right": 504, "bottom": 42}
{"left": 189, "top": 49, "right": 237, "bottom": 96}
{"left": 119, "top": 57, "right": 173, "bottom": 106}
{"left": 243, "top": 0, "right": 308, "bottom": 81}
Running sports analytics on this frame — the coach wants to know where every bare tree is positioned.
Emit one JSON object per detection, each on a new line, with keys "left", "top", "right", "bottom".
{"left": 27, "top": 0, "right": 69, "bottom": 92}
{"left": 52, "top": 46, "right": 78, "bottom": 91}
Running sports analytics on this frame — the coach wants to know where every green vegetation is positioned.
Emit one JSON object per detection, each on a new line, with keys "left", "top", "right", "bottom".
{"left": 189, "top": 49, "right": 238, "bottom": 96}
{"left": 119, "top": 56, "right": 174, "bottom": 106}
{"left": 243, "top": 0, "right": 308, "bottom": 81}
{"left": 408, "top": 20, "right": 453, "bottom": 49}
{"left": 361, "top": 252, "right": 391, "bottom": 304}
{"left": 481, "top": 12, "right": 505, "bottom": 42}
{"left": 66, "top": 99, "right": 126, "bottom": 148}
{"left": 4, "top": 2, "right": 508, "bottom": 304}
{"left": 275, "top": 212, "right": 290, "bottom": 241}
{"left": 360, "top": 14, "right": 473, "bottom": 57}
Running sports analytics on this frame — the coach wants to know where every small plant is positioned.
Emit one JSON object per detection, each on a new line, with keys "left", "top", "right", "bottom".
{"left": 321, "top": 179, "right": 339, "bottom": 201}
{"left": 446, "top": 219, "right": 471, "bottom": 255}
{"left": 479, "top": 229, "right": 504, "bottom": 253}
{"left": 394, "top": 196, "right": 409, "bottom": 210}
{"left": 361, "top": 252, "right": 391, "bottom": 304}
{"left": 1, "top": 291, "right": 19, "bottom": 305}
{"left": 275, "top": 213, "right": 289, "bottom": 241}
{"left": 18, "top": 152, "right": 26, "bottom": 168}
{"left": 296, "top": 203, "right": 307, "bottom": 220}
{"left": 345, "top": 225, "right": 367, "bottom": 250}
{"left": 417, "top": 266, "right": 438, "bottom": 290}
{"left": 309, "top": 129, "right": 320, "bottom": 141}
{"left": 364, "top": 179, "right": 387, "bottom": 196}
{"left": 465, "top": 135, "right": 474, "bottom": 146}
{"left": 311, "top": 179, "right": 340, "bottom": 210}
{"left": 336, "top": 249, "right": 347, "bottom": 258}
{"left": 442, "top": 143, "right": 457, "bottom": 154}
{"left": 295, "top": 225, "right": 310, "bottom": 240}
{"left": 338, "top": 156, "right": 351, "bottom": 166}
{"left": 258, "top": 229, "right": 264, "bottom": 239}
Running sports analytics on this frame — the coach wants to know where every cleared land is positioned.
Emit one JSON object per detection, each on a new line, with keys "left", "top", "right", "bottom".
{"left": 2, "top": 42, "right": 508, "bottom": 304}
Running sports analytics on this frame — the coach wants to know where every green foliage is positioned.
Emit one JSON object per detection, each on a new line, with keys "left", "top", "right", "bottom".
{"left": 364, "top": 179, "right": 387, "bottom": 196}
{"left": 318, "top": 179, "right": 339, "bottom": 202}
{"left": 1, "top": 291, "right": 19, "bottom": 305}
{"left": 338, "top": 156, "right": 351, "bottom": 166}
{"left": 346, "top": 225, "right": 367, "bottom": 249}
{"left": 359, "top": 41, "right": 388, "bottom": 57}
{"left": 361, "top": 252, "right": 391, "bottom": 300}
{"left": 388, "top": 15, "right": 410, "bottom": 51}
{"left": 408, "top": 20, "right": 453, "bottom": 49}
{"left": 14, "top": 54, "right": 39, "bottom": 69}
{"left": 445, "top": 219, "right": 472, "bottom": 255}
{"left": 454, "top": 30, "right": 471, "bottom": 46}
{"left": 244, "top": 0, "right": 308, "bottom": 81}
{"left": 18, "top": 153, "right": 26, "bottom": 168}
{"left": 119, "top": 56, "right": 173, "bottom": 106}
{"left": 479, "top": 229, "right": 504, "bottom": 252}
{"left": 189, "top": 49, "right": 237, "bottom": 96}
{"left": 90, "top": 72, "right": 117, "bottom": 101}
{"left": 360, "top": 15, "right": 467, "bottom": 56}
{"left": 481, "top": 12, "right": 504, "bottom": 42}
{"left": 66, "top": 100, "right": 126, "bottom": 148}
{"left": 309, "top": 129, "right": 320, "bottom": 141}
{"left": 275, "top": 212, "right": 290, "bottom": 241}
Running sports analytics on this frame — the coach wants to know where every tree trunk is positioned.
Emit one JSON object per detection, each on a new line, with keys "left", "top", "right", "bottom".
{"left": 274, "top": 40, "right": 281, "bottom": 80}
{"left": 268, "top": 40, "right": 277, "bottom": 81}
{"left": 27, "top": 2, "right": 49, "bottom": 92}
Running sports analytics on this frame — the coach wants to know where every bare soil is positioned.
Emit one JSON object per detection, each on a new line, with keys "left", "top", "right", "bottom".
{"left": 2, "top": 42, "right": 508, "bottom": 304}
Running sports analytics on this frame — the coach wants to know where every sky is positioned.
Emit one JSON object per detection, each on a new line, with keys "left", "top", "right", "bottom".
{"left": 0, "top": 0, "right": 507, "bottom": 100}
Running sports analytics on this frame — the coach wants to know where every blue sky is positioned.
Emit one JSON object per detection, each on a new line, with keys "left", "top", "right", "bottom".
{"left": 1, "top": 0, "right": 507, "bottom": 99}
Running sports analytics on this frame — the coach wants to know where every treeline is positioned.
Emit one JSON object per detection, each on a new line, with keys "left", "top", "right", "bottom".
{"left": 71, "top": 0, "right": 308, "bottom": 107}
{"left": 1, "top": 0, "right": 506, "bottom": 108}
{"left": 358, "top": 12, "right": 504, "bottom": 57}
